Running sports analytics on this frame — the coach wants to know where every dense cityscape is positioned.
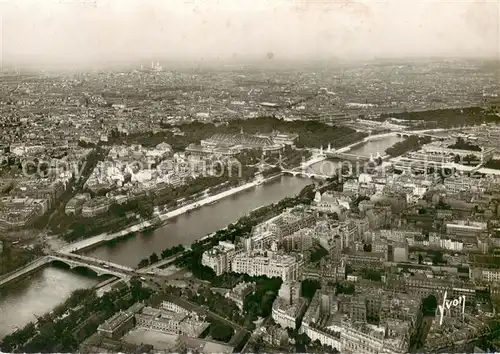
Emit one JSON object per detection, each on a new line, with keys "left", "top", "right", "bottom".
{"left": 2, "top": 1, "right": 500, "bottom": 353}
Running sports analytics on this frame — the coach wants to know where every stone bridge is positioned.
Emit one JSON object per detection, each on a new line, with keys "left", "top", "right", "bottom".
{"left": 48, "top": 253, "right": 133, "bottom": 277}
{"left": 323, "top": 151, "right": 373, "bottom": 161}
{"left": 281, "top": 169, "right": 330, "bottom": 179}
{"left": 395, "top": 128, "right": 448, "bottom": 139}
{"left": 0, "top": 253, "right": 132, "bottom": 288}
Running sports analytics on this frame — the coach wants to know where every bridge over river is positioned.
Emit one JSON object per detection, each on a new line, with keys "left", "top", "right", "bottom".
{"left": 0, "top": 254, "right": 134, "bottom": 287}
{"left": 0, "top": 248, "right": 179, "bottom": 288}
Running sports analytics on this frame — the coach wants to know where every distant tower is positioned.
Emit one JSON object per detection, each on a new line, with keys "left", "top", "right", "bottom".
{"left": 328, "top": 143, "right": 331, "bottom": 151}
{"left": 320, "top": 146, "right": 323, "bottom": 154}
{"left": 240, "top": 127, "right": 244, "bottom": 134}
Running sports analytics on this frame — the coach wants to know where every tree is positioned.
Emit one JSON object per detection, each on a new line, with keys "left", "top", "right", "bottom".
{"left": 422, "top": 294, "right": 438, "bottom": 316}
{"left": 363, "top": 243, "right": 372, "bottom": 252}
{"left": 431, "top": 251, "right": 445, "bottom": 265}
{"left": 149, "top": 252, "right": 159, "bottom": 264}
{"left": 138, "top": 203, "right": 154, "bottom": 219}
{"left": 363, "top": 269, "right": 382, "bottom": 282}
{"left": 209, "top": 322, "right": 234, "bottom": 342}
{"left": 301, "top": 279, "right": 321, "bottom": 300}
{"left": 336, "top": 283, "right": 355, "bottom": 295}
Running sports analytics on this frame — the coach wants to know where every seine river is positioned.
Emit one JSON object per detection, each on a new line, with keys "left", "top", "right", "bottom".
{"left": 0, "top": 266, "right": 99, "bottom": 338}
{"left": 0, "top": 136, "right": 403, "bottom": 338}
{"left": 84, "top": 175, "right": 312, "bottom": 267}
{"left": 0, "top": 175, "right": 311, "bottom": 338}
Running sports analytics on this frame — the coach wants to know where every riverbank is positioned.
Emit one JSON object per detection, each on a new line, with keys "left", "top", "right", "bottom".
{"left": 157, "top": 174, "right": 281, "bottom": 222}
{"left": 59, "top": 173, "right": 282, "bottom": 253}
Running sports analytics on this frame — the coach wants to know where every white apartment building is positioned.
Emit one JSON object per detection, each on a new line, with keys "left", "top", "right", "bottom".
{"left": 201, "top": 241, "right": 238, "bottom": 275}
{"left": 379, "top": 229, "right": 420, "bottom": 243}
{"left": 444, "top": 176, "right": 485, "bottom": 193}
{"left": 272, "top": 297, "right": 306, "bottom": 330}
{"left": 301, "top": 324, "right": 342, "bottom": 350}
{"left": 231, "top": 252, "right": 303, "bottom": 281}
{"left": 341, "top": 323, "right": 385, "bottom": 354}
{"left": 272, "top": 281, "right": 305, "bottom": 329}
{"left": 479, "top": 268, "right": 500, "bottom": 283}
{"left": 440, "top": 238, "right": 464, "bottom": 252}
{"left": 446, "top": 221, "right": 487, "bottom": 239}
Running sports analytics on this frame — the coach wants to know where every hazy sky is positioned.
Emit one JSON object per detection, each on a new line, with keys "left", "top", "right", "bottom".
{"left": 1, "top": 0, "right": 499, "bottom": 67}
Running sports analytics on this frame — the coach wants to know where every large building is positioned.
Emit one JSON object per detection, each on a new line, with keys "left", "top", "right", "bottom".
{"left": 404, "top": 276, "right": 476, "bottom": 301}
{"left": 391, "top": 150, "right": 455, "bottom": 173}
{"left": 231, "top": 251, "right": 303, "bottom": 281}
{"left": 225, "top": 282, "right": 256, "bottom": 310}
{"left": 444, "top": 176, "right": 486, "bottom": 193}
{"left": 186, "top": 131, "right": 285, "bottom": 157}
{"left": 272, "top": 281, "right": 307, "bottom": 329}
{"left": 0, "top": 197, "right": 48, "bottom": 231}
{"left": 65, "top": 193, "right": 91, "bottom": 215}
{"left": 393, "top": 242, "right": 409, "bottom": 263}
{"left": 135, "top": 301, "right": 209, "bottom": 337}
{"left": 446, "top": 221, "right": 487, "bottom": 243}
{"left": 421, "top": 142, "right": 495, "bottom": 164}
{"left": 273, "top": 210, "right": 317, "bottom": 239}
{"left": 470, "top": 254, "right": 500, "bottom": 283}
{"left": 81, "top": 197, "right": 113, "bottom": 218}
{"left": 97, "top": 303, "right": 144, "bottom": 339}
{"left": 201, "top": 241, "right": 239, "bottom": 275}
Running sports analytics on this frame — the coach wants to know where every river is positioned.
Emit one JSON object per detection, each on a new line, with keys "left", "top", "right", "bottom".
{"left": 0, "top": 266, "right": 99, "bottom": 338}
{"left": 84, "top": 175, "right": 312, "bottom": 267}
{"left": 0, "top": 135, "right": 404, "bottom": 338}
{"left": 349, "top": 135, "right": 404, "bottom": 157}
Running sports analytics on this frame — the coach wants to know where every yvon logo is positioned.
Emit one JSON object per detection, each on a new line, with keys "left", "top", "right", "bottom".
{"left": 437, "top": 291, "right": 465, "bottom": 326}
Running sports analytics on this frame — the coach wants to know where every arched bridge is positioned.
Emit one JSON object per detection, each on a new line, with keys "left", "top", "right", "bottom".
{"left": 324, "top": 151, "right": 372, "bottom": 161}
{"left": 48, "top": 253, "right": 133, "bottom": 278}
{"left": 281, "top": 169, "right": 331, "bottom": 179}
{"left": 0, "top": 253, "right": 132, "bottom": 287}
{"left": 395, "top": 129, "right": 448, "bottom": 140}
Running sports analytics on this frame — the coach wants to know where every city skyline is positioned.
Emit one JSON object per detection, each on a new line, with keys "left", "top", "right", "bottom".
{"left": 1, "top": 0, "right": 499, "bottom": 69}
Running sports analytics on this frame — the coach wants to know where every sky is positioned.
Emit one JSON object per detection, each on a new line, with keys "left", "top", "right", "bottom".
{"left": 1, "top": 0, "right": 499, "bottom": 67}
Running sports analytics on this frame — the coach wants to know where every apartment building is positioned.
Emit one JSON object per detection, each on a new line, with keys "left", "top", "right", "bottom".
{"left": 446, "top": 221, "right": 487, "bottom": 242}
{"left": 81, "top": 197, "right": 113, "bottom": 218}
{"left": 0, "top": 197, "right": 48, "bottom": 231}
{"left": 231, "top": 251, "right": 303, "bottom": 281}
{"left": 201, "top": 241, "right": 238, "bottom": 275}
{"left": 225, "top": 282, "right": 255, "bottom": 310}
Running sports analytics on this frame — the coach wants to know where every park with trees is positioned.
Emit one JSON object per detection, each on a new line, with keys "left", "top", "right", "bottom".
{"left": 146, "top": 116, "right": 366, "bottom": 151}
{"left": 385, "top": 136, "right": 432, "bottom": 157}
{"left": 378, "top": 107, "right": 500, "bottom": 128}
